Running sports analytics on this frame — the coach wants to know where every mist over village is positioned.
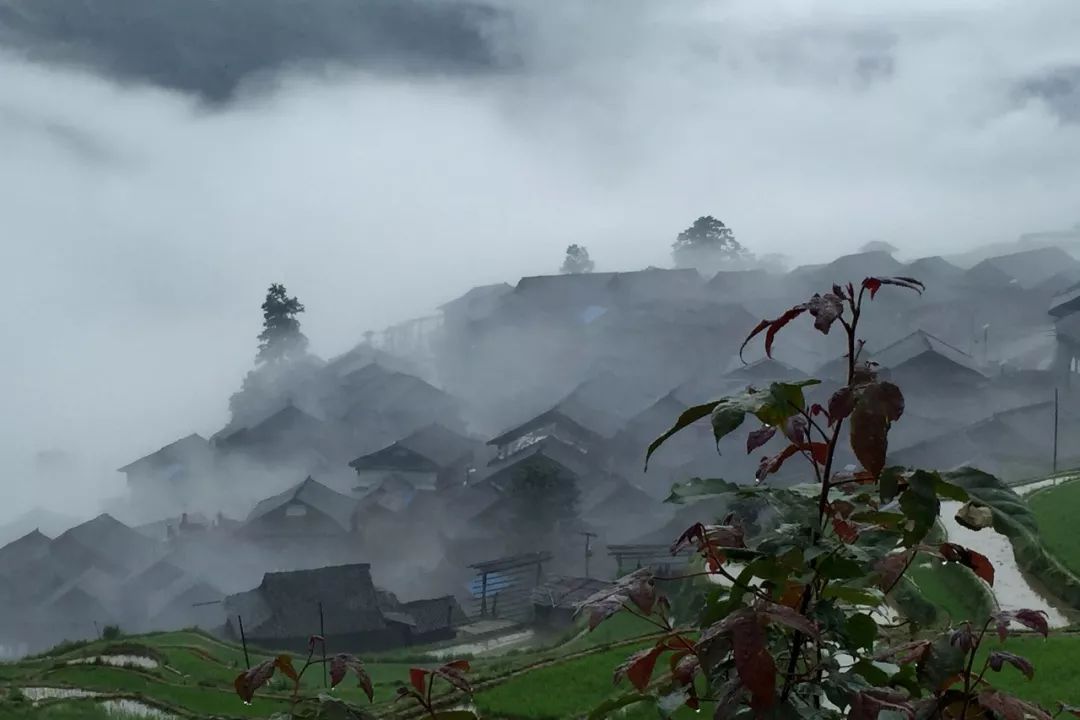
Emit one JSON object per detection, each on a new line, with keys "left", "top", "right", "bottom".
{"left": 5, "top": 2, "right": 1080, "bottom": 719}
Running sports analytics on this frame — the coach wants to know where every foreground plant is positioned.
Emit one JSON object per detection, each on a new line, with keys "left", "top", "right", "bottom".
{"left": 584, "top": 276, "right": 1064, "bottom": 719}
{"left": 234, "top": 635, "right": 475, "bottom": 719}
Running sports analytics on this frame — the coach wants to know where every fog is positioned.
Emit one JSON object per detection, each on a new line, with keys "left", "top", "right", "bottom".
{"left": 4, "top": 0, "right": 1080, "bottom": 521}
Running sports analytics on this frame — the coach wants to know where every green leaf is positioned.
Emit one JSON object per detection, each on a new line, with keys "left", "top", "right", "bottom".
{"left": 852, "top": 658, "right": 890, "bottom": 686}
{"left": 822, "top": 585, "right": 885, "bottom": 606}
{"left": 899, "top": 487, "right": 940, "bottom": 547}
{"left": 432, "top": 713, "right": 480, "bottom": 720}
{"left": 754, "top": 380, "right": 821, "bottom": 426}
{"left": 646, "top": 400, "right": 721, "bottom": 469}
{"left": 818, "top": 554, "right": 865, "bottom": 581}
{"left": 664, "top": 477, "right": 740, "bottom": 504}
{"left": 845, "top": 613, "right": 879, "bottom": 651}
{"left": 879, "top": 467, "right": 903, "bottom": 503}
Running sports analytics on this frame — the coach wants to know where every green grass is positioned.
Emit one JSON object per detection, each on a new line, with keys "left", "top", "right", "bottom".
{"left": 1028, "top": 479, "right": 1080, "bottom": 577}
{"left": 975, "top": 634, "right": 1080, "bottom": 706}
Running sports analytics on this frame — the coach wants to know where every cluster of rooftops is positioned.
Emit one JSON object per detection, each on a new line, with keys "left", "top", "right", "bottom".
{"left": 6, "top": 239, "right": 1080, "bottom": 655}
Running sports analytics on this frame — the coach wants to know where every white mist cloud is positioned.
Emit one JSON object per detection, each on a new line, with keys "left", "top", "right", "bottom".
{"left": 3, "top": 0, "right": 1080, "bottom": 519}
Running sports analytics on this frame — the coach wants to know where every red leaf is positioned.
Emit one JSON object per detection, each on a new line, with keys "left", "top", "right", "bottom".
{"left": 950, "top": 624, "right": 976, "bottom": 653}
{"left": 614, "top": 646, "right": 665, "bottom": 692}
{"left": 940, "top": 543, "right": 995, "bottom": 586}
{"left": 781, "top": 415, "right": 808, "bottom": 444}
{"left": 875, "top": 639, "right": 932, "bottom": 666}
{"left": 850, "top": 411, "right": 887, "bottom": 477}
{"left": 409, "top": 668, "right": 430, "bottom": 694}
{"left": 862, "top": 277, "right": 883, "bottom": 299}
{"left": 747, "top": 426, "right": 777, "bottom": 454}
{"left": 757, "top": 600, "right": 819, "bottom": 639}
{"left": 862, "top": 276, "right": 925, "bottom": 300}
{"left": 978, "top": 690, "right": 1052, "bottom": 720}
{"left": 443, "top": 659, "right": 471, "bottom": 672}
{"left": 989, "top": 651, "right": 1035, "bottom": 680}
{"left": 330, "top": 654, "right": 374, "bottom": 701}
{"left": 308, "top": 635, "right": 325, "bottom": 652}
{"left": 848, "top": 689, "right": 914, "bottom": 720}
{"left": 233, "top": 658, "right": 277, "bottom": 703}
{"left": 730, "top": 610, "right": 776, "bottom": 711}
{"left": 833, "top": 516, "right": 859, "bottom": 543}
{"left": 810, "top": 403, "right": 827, "bottom": 418}
{"left": 433, "top": 665, "right": 472, "bottom": 696}
{"left": 808, "top": 442, "right": 829, "bottom": 465}
{"left": 626, "top": 574, "right": 657, "bottom": 615}
{"left": 806, "top": 292, "right": 844, "bottom": 334}
{"left": 739, "top": 319, "right": 772, "bottom": 362}
{"left": 828, "top": 387, "right": 855, "bottom": 426}
{"left": 765, "top": 305, "right": 808, "bottom": 358}
{"left": 672, "top": 653, "right": 700, "bottom": 687}
{"left": 329, "top": 655, "right": 348, "bottom": 689}
{"left": 756, "top": 444, "right": 801, "bottom": 482}
{"left": 274, "top": 655, "right": 298, "bottom": 682}
{"left": 874, "top": 551, "right": 912, "bottom": 592}
{"left": 1013, "top": 609, "right": 1051, "bottom": 638}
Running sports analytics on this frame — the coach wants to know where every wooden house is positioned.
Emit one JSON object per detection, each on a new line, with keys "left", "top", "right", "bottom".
{"left": 117, "top": 434, "right": 215, "bottom": 508}
{"left": 871, "top": 329, "right": 986, "bottom": 391}
{"left": 349, "top": 423, "right": 482, "bottom": 493}
{"left": 239, "top": 477, "right": 358, "bottom": 540}
{"left": 223, "top": 564, "right": 460, "bottom": 653}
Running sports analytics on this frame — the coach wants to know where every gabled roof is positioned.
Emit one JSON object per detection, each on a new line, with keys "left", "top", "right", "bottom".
{"left": 872, "top": 330, "right": 984, "bottom": 377}
{"left": 723, "top": 358, "right": 806, "bottom": 382}
{"left": 245, "top": 477, "right": 358, "bottom": 532}
{"left": 117, "top": 434, "right": 210, "bottom": 474}
{"left": 349, "top": 424, "right": 478, "bottom": 472}
{"left": 0, "top": 529, "right": 52, "bottom": 577}
{"left": 904, "top": 256, "right": 965, "bottom": 281}
{"left": 484, "top": 436, "right": 599, "bottom": 487}
{"left": 51, "top": 514, "right": 160, "bottom": 576}
{"left": 620, "top": 392, "right": 689, "bottom": 442}
{"left": 605, "top": 268, "right": 703, "bottom": 302}
{"left": 487, "top": 405, "right": 613, "bottom": 448}
{"left": 397, "top": 596, "right": 467, "bottom": 634}
{"left": 226, "top": 564, "right": 386, "bottom": 638}
{"left": 793, "top": 251, "right": 906, "bottom": 283}
{"left": 217, "top": 405, "right": 324, "bottom": 450}
{"left": 557, "top": 372, "right": 668, "bottom": 425}
{"left": 340, "top": 367, "right": 461, "bottom": 419}
{"left": 969, "top": 247, "right": 1080, "bottom": 289}
{"left": 438, "top": 283, "right": 514, "bottom": 313}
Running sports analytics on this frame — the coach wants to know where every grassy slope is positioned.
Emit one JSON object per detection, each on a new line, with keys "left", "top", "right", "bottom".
{"left": 1027, "top": 480, "right": 1080, "bottom": 577}
{"left": 975, "top": 634, "right": 1080, "bottom": 707}
{"left": 0, "top": 618, "right": 664, "bottom": 719}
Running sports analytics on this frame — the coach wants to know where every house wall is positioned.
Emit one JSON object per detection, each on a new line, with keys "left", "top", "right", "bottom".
{"left": 247, "top": 628, "right": 409, "bottom": 655}
{"left": 240, "top": 504, "right": 350, "bottom": 539}
{"left": 354, "top": 469, "right": 438, "bottom": 493}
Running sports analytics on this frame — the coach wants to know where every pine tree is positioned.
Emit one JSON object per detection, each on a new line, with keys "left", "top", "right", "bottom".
{"left": 256, "top": 283, "right": 308, "bottom": 364}
{"left": 560, "top": 244, "right": 596, "bottom": 274}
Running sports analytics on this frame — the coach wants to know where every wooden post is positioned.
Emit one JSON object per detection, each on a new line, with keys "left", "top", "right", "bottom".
{"left": 1054, "top": 387, "right": 1060, "bottom": 473}
{"left": 318, "top": 601, "right": 327, "bottom": 688}
{"left": 238, "top": 615, "right": 250, "bottom": 670}
{"left": 579, "top": 532, "right": 597, "bottom": 578}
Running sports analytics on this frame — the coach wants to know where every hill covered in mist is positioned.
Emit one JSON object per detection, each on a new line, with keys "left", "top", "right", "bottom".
{"left": 0, "top": 0, "right": 509, "bottom": 101}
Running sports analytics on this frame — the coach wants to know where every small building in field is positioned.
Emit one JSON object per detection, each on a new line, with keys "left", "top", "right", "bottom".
{"left": 223, "top": 564, "right": 461, "bottom": 653}
{"left": 531, "top": 576, "right": 613, "bottom": 629}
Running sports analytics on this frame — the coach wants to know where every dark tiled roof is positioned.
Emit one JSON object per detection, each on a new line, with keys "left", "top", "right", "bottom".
{"left": 226, "top": 564, "right": 387, "bottom": 639}
{"left": 245, "top": 477, "right": 358, "bottom": 532}
{"left": 398, "top": 596, "right": 467, "bottom": 634}
{"left": 350, "top": 424, "right": 478, "bottom": 472}
{"left": 0, "top": 529, "right": 52, "bottom": 577}
{"left": 117, "top": 433, "right": 210, "bottom": 473}
{"left": 872, "top": 330, "right": 984, "bottom": 376}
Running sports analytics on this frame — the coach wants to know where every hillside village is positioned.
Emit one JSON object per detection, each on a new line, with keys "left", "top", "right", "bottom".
{"left": 4, "top": 229, "right": 1080, "bottom": 659}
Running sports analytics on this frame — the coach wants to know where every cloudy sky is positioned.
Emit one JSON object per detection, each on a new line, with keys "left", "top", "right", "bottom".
{"left": 2, "top": 0, "right": 1079, "bottom": 518}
